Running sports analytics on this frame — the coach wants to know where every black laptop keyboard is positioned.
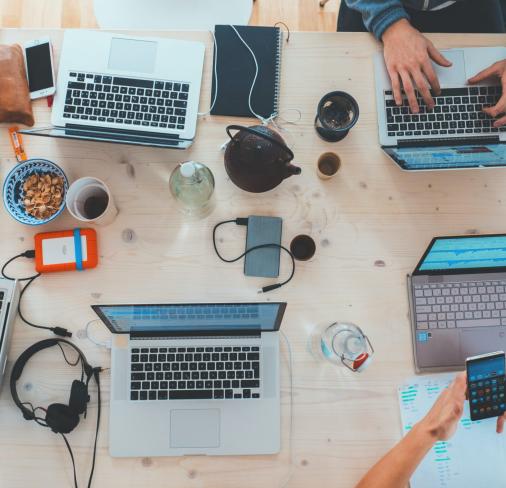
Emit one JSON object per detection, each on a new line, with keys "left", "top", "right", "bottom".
{"left": 130, "top": 345, "right": 261, "bottom": 401}
{"left": 384, "top": 86, "right": 506, "bottom": 138}
{"left": 63, "top": 72, "right": 189, "bottom": 130}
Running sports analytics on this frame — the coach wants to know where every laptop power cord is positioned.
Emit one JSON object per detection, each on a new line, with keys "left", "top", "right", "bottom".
{"left": 1, "top": 250, "right": 72, "bottom": 337}
{"left": 212, "top": 218, "right": 295, "bottom": 293}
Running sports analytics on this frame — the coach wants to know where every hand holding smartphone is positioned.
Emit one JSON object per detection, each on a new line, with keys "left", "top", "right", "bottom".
{"left": 466, "top": 351, "right": 506, "bottom": 421}
{"left": 23, "top": 38, "right": 55, "bottom": 99}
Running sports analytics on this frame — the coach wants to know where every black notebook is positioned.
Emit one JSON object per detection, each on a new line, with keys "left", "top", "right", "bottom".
{"left": 211, "top": 25, "right": 283, "bottom": 119}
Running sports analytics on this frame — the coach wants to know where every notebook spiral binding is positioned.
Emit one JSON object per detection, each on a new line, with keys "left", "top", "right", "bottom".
{"left": 273, "top": 29, "right": 283, "bottom": 117}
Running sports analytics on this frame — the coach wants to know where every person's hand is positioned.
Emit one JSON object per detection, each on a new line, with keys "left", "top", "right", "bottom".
{"left": 418, "top": 373, "right": 466, "bottom": 441}
{"left": 382, "top": 18, "right": 452, "bottom": 113}
{"left": 468, "top": 60, "right": 506, "bottom": 127}
{"left": 497, "top": 412, "right": 506, "bottom": 433}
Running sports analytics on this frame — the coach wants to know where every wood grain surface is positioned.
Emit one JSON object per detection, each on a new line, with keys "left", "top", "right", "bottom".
{"left": 0, "top": 0, "right": 340, "bottom": 31}
{"left": 1, "top": 28, "right": 506, "bottom": 488}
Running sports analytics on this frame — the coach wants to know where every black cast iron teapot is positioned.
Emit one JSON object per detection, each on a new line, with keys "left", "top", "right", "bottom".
{"left": 224, "top": 125, "right": 301, "bottom": 193}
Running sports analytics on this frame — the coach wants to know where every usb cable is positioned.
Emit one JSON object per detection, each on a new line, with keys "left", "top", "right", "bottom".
{"left": 1, "top": 250, "right": 72, "bottom": 337}
{"left": 212, "top": 218, "right": 295, "bottom": 293}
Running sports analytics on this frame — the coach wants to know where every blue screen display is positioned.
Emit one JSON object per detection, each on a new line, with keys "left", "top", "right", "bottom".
{"left": 389, "top": 144, "right": 506, "bottom": 170}
{"left": 418, "top": 236, "right": 506, "bottom": 271}
{"left": 95, "top": 303, "right": 283, "bottom": 333}
{"left": 467, "top": 355, "right": 505, "bottom": 382}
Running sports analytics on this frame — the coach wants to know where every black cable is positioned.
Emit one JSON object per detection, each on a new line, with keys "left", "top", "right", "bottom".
{"left": 212, "top": 218, "right": 295, "bottom": 293}
{"left": 61, "top": 433, "right": 78, "bottom": 488}
{"left": 87, "top": 369, "right": 101, "bottom": 488}
{"left": 1, "top": 251, "right": 72, "bottom": 337}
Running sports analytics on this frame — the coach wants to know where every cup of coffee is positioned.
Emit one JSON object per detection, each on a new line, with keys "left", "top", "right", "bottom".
{"left": 290, "top": 234, "right": 316, "bottom": 261}
{"left": 66, "top": 177, "right": 118, "bottom": 225}
{"left": 315, "top": 91, "right": 359, "bottom": 142}
{"left": 317, "top": 152, "right": 341, "bottom": 180}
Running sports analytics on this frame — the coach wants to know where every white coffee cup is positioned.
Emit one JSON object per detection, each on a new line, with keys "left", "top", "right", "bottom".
{"left": 66, "top": 177, "right": 118, "bottom": 226}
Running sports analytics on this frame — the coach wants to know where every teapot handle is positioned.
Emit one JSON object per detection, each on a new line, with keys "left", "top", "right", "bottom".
{"left": 226, "top": 125, "right": 294, "bottom": 162}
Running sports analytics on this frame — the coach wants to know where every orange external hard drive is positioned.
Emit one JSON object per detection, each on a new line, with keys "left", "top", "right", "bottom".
{"left": 34, "top": 228, "right": 98, "bottom": 273}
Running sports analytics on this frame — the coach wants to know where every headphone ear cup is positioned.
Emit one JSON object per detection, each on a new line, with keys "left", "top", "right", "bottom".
{"left": 68, "top": 380, "right": 89, "bottom": 415}
{"left": 45, "top": 403, "right": 80, "bottom": 434}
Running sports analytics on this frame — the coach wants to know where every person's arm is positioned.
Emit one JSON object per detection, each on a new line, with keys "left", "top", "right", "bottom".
{"left": 344, "top": 0, "right": 409, "bottom": 41}
{"left": 468, "top": 60, "right": 506, "bottom": 127}
{"left": 355, "top": 373, "right": 467, "bottom": 488}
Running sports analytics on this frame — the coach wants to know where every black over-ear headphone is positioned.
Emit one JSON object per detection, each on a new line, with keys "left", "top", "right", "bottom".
{"left": 10, "top": 338, "right": 102, "bottom": 488}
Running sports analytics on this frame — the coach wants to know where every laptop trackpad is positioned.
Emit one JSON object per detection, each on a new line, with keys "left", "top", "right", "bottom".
{"left": 435, "top": 50, "right": 466, "bottom": 86}
{"left": 170, "top": 409, "right": 220, "bottom": 448}
{"left": 460, "top": 328, "right": 506, "bottom": 359}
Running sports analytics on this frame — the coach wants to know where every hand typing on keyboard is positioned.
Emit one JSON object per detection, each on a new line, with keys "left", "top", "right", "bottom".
{"left": 469, "top": 60, "right": 506, "bottom": 127}
{"left": 382, "top": 18, "right": 452, "bottom": 114}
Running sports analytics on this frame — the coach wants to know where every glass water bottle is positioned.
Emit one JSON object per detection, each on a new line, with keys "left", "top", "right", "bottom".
{"left": 169, "top": 161, "right": 215, "bottom": 218}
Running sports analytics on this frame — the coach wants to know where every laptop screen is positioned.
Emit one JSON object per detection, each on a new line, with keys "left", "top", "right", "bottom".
{"left": 384, "top": 143, "right": 506, "bottom": 170}
{"left": 92, "top": 302, "right": 286, "bottom": 334}
{"left": 414, "top": 235, "right": 506, "bottom": 275}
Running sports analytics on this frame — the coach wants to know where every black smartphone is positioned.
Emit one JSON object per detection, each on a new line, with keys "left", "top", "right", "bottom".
{"left": 466, "top": 351, "right": 506, "bottom": 421}
{"left": 244, "top": 216, "right": 282, "bottom": 278}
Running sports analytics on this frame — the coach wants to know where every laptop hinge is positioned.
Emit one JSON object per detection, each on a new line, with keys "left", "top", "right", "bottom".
{"left": 65, "top": 123, "right": 181, "bottom": 140}
{"left": 397, "top": 135, "right": 500, "bottom": 148}
{"left": 129, "top": 329, "right": 262, "bottom": 339}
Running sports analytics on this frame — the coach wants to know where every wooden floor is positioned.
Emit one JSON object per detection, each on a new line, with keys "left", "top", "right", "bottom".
{"left": 0, "top": 0, "right": 340, "bottom": 30}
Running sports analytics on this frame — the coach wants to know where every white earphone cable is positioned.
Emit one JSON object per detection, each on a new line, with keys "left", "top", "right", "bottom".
{"left": 197, "top": 29, "right": 219, "bottom": 117}
{"left": 280, "top": 330, "right": 294, "bottom": 488}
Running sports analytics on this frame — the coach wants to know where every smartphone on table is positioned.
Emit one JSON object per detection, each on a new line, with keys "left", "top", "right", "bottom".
{"left": 23, "top": 38, "right": 56, "bottom": 99}
{"left": 466, "top": 351, "right": 506, "bottom": 421}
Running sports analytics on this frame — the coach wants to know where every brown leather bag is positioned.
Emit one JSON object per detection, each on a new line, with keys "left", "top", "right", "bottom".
{"left": 0, "top": 44, "right": 34, "bottom": 126}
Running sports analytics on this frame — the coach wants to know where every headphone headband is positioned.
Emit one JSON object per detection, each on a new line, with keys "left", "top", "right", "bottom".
{"left": 10, "top": 339, "right": 93, "bottom": 422}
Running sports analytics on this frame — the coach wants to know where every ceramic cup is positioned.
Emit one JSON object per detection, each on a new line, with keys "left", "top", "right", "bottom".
{"left": 290, "top": 234, "right": 316, "bottom": 261}
{"left": 317, "top": 152, "right": 341, "bottom": 180}
{"left": 66, "top": 177, "right": 118, "bottom": 226}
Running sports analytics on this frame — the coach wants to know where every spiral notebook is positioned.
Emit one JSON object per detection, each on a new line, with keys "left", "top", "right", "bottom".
{"left": 210, "top": 25, "right": 283, "bottom": 119}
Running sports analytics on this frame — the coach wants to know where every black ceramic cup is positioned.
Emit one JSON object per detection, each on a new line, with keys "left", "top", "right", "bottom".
{"left": 315, "top": 91, "right": 360, "bottom": 142}
{"left": 290, "top": 235, "right": 316, "bottom": 261}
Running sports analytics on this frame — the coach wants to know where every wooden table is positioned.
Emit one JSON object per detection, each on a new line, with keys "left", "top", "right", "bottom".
{"left": 1, "top": 28, "right": 506, "bottom": 488}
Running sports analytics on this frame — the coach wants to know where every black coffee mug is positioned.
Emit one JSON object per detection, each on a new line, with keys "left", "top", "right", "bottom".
{"left": 290, "top": 235, "right": 316, "bottom": 261}
{"left": 315, "top": 91, "right": 360, "bottom": 142}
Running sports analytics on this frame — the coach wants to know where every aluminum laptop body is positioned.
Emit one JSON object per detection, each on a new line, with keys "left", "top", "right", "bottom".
{"left": 92, "top": 302, "right": 286, "bottom": 457}
{"left": 20, "top": 30, "right": 205, "bottom": 149}
{"left": 0, "top": 278, "right": 20, "bottom": 391}
{"left": 374, "top": 47, "right": 506, "bottom": 171}
{"left": 408, "top": 234, "right": 506, "bottom": 373}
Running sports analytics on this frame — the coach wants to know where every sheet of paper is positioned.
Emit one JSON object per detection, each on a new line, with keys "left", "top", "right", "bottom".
{"left": 398, "top": 374, "right": 506, "bottom": 488}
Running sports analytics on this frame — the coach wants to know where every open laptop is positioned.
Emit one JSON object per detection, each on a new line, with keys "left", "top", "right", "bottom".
{"left": 92, "top": 302, "right": 286, "bottom": 457}
{"left": 408, "top": 234, "right": 506, "bottom": 373}
{"left": 20, "top": 30, "right": 205, "bottom": 149}
{"left": 374, "top": 47, "right": 506, "bottom": 171}
{"left": 0, "top": 278, "right": 20, "bottom": 391}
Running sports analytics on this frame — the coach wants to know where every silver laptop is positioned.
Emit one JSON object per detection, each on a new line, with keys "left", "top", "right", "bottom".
{"left": 20, "top": 30, "right": 205, "bottom": 149}
{"left": 92, "top": 302, "right": 286, "bottom": 457}
{"left": 0, "top": 278, "right": 20, "bottom": 391}
{"left": 408, "top": 234, "right": 506, "bottom": 373}
{"left": 374, "top": 47, "right": 506, "bottom": 171}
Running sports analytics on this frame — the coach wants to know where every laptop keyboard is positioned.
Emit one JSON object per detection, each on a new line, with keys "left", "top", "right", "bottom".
{"left": 130, "top": 345, "right": 261, "bottom": 401}
{"left": 63, "top": 72, "right": 189, "bottom": 130}
{"left": 384, "top": 86, "right": 506, "bottom": 139}
{"left": 414, "top": 281, "right": 506, "bottom": 330}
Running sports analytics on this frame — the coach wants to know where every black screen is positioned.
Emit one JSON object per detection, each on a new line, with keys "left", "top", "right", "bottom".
{"left": 25, "top": 43, "right": 53, "bottom": 92}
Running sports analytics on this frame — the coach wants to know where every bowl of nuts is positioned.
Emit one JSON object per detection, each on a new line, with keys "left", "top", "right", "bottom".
{"left": 3, "top": 159, "right": 68, "bottom": 225}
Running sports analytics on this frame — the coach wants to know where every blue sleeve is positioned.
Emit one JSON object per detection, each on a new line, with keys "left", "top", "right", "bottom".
{"left": 344, "top": 0, "right": 410, "bottom": 40}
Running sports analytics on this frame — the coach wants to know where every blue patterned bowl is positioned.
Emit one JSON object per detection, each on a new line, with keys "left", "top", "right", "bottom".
{"left": 3, "top": 159, "right": 69, "bottom": 226}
